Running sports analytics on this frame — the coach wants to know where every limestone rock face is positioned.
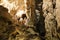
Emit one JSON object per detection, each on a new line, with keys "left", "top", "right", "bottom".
{"left": 56, "top": 0, "right": 60, "bottom": 39}
{"left": 0, "top": 5, "right": 40, "bottom": 40}
{"left": 0, "top": 0, "right": 60, "bottom": 40}
{"left": 0, "top": 6, "right": 15, "bottom": 40}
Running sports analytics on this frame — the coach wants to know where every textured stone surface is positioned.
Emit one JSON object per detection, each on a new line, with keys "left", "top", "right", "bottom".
{"left": 0, "top": 0, "right": 60, "bottom": 40}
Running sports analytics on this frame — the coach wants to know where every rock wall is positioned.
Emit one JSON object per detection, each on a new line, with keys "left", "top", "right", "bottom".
{"left": 0, "top": 0, "right": 60, "bottom": 40}
{"left": 36, "top": 0, "right": 60, "bottom": 40}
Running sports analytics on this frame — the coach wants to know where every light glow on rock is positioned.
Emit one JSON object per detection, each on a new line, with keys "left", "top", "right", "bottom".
{"left": 0, "top": 0, "right": 18, "bottom": 13}
{"left": 16, "top": 10, "right": 26, "bottom": 18}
